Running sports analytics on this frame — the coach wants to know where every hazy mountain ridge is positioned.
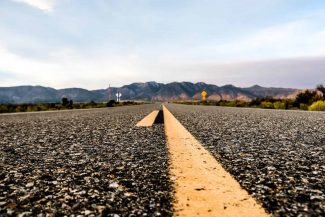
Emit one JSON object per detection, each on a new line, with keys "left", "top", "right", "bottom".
{"left": 0, "top": 82, "right": 299, "bottom": 104}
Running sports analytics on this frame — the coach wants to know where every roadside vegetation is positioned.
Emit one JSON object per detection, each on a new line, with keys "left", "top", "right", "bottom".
{"left": 0, "top": 98, "right": 144, "bottom": 113}
{"left": 175, "top": 84, "right": 325, "bottom": 111}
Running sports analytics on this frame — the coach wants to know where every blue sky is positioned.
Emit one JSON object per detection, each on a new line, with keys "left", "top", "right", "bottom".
{"left": 0, "top": 0, "right": 325, "bottom": 89}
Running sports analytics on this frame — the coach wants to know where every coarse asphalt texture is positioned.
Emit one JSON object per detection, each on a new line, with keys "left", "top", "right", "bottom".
{"left": 0, "top": 105, "right": 173, "bottom": 216}
{"left": 166, "top": 104, "right": 325, "bottom": 217}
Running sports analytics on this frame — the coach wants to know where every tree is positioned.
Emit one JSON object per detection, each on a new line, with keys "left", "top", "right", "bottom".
{"left": 316, "top": 84, "right": 325, "bottom": 100}
{"left": 62, "top": 97, "right": 69, "bottom": 107}
{"left": 293, "top": 90, "right": 318, "bottom": 107}
{"left": 68, "top": 100, "right": 73, "bottom": 109}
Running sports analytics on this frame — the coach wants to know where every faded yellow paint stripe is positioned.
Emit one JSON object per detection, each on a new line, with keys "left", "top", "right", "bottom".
{"left": 136, "top": 110, "right": 159, "bottom": 127}
{"left": 163, "top": 105, "right": 270, "bottom": 217}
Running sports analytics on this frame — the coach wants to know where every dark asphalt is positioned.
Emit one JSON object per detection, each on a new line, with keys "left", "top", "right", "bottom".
{"left": 0, "top": 105, "right": 173, "bottom": 216}
{"left": 166, "top": 104, "right": 325, "bottom": 217}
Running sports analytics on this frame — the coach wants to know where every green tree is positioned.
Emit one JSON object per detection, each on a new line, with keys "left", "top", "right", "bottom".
{"left": 294, "top": 90, "right": 318, "bottom": 107}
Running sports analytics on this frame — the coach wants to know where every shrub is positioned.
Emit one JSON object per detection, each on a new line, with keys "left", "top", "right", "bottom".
{"left": 249, "top": 98, "right": 262, "bottom": 107}
{"left": 73, "top": 104, "right": 81, "bottom": 109}
{"left": 233, "top": 100, "right": 248, "bottom": 107}
{"left": 27, "top": 105, "right": 35, "bottom": 112}
{"left": 273, "top": 101, "right": 286, "bottom": 110}
{"left": 218, "top": 100, "right": 228, "bottom": 107}
{"left": 0, "top": 104, "right": 9, "bottom": 113}
{"left": 299, "top": 103, "right": 308, "bottom": 110}
{"left": 226, "top": 101, "right": 237, "bottom": 107}
{"left": 107, "top": 100, "right": 117, "bottom": 107}
{"left": 261, "top": 101, "right": 274, "bottom": 109}
{"left": 282, "top": 99, "right": 294, "bottom": 109}
{"left": 308, "top": 100, "right": 325, "bottom": 111}
{"left": 16, "top": 105, "right": 27, "bottom": 112}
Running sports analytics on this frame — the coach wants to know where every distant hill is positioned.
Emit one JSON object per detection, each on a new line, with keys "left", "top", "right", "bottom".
{"left": 0, "top": 82, "right": 299, "bottom": 104}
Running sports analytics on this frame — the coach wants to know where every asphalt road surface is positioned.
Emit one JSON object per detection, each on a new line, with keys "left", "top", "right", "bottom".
{"left": 1, "top": 104, "right": 324, "bottom": 216}
{"left": 0, "top": 105, "right": 172, "bottom": 216}
{"left": 166, "top": 104, "right": 325, "bottom": 217}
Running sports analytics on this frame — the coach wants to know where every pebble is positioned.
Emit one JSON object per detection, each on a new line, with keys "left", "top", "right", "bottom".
{"left": 26, "top": 182, "right": 34, "bottom": 188}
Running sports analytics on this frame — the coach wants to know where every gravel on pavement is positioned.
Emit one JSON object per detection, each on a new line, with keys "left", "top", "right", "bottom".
{"left": 0, "top": 105, "right": 173, "bottom": 216}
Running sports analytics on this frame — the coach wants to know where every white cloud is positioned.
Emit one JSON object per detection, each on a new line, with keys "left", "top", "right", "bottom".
{"left": 199, "top": 19, "right": 325, "bottom": 60}
{"left": 12, "top": 0, "right": 56, "bottom": 12}
{"left": 0, "top": 44, "right": 146, "bottom": 89}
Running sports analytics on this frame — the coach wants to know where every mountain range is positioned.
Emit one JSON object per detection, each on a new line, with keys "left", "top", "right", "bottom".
{"left": 0, "top": 82, "right": 300, "bottom": 104}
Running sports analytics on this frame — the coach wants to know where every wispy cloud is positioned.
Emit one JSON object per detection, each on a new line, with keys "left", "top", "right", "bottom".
{"left": 0, "top": 44, "right": 145, "bottom": 89}
{"left": 11, "top": 0, "right": 56, "bottom": 12}
{"left": 199, "top": 19, "right": 325, "bottom": 60}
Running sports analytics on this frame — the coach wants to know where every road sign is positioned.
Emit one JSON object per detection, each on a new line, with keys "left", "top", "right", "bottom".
{"left": 201, "top": 91, "right": 207, "bottom": 101}
{"left": 116, "top": 92, "right": 122, "bottom": 102}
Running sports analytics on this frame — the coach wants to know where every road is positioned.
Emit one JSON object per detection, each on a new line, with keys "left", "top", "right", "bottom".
{"left": 166, "top": 104, "right": 325, "bottom": 216}
{"left": 0, "top": 104, "right": 324, "bottom": 216}
{"left": 0, "top": 105, "right": 172, "bottom": 216}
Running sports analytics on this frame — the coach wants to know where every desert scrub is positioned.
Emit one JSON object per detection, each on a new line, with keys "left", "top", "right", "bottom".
{"left": 299, "top": 103, "right": 309, "bottom": 110}
{"left": 261, "top": 101, "right": 274, "bottom": 109}
{"left": 273, "top": 102, "right": 286, "bottom": 110}
{"left": 308, "top": 100, "right": 325, "bottom": 111}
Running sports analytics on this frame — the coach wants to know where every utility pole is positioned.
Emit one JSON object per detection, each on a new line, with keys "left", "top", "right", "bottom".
{"left": 108, "top": 84, "right": 111, "bottom": 101}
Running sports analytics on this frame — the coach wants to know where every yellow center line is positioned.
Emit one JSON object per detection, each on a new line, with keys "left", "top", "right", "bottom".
{"left": 163, "top": 105, "right": 270, "bottom": 217}
{"left": 136, "top": 110, "right": 159, "bottom": 127}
